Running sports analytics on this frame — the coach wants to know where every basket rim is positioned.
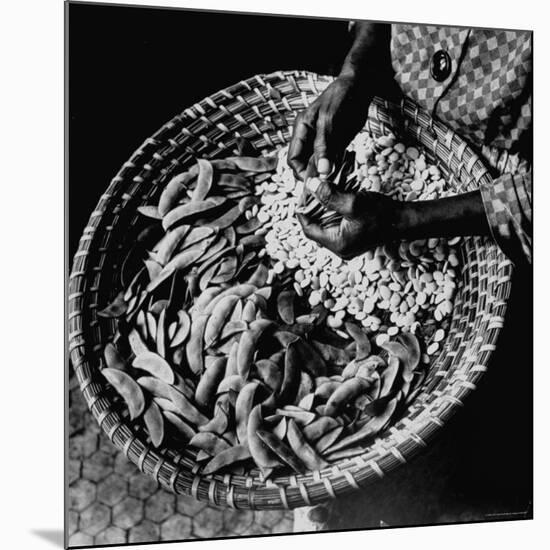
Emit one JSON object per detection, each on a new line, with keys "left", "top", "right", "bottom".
{"left": 68, "top": 69, "right": 513, "bottom": 509}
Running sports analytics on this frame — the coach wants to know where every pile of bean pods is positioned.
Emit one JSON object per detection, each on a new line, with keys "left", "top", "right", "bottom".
{"left": 96, "top": 138, "right": 451, "bottom": 477}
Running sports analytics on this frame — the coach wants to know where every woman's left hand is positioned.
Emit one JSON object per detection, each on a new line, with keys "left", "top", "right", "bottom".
{"left": 298, "top": 177, "right": 491, "bottom": 259}
{"left": 297, "top": 178, "right": 402, "bottom": 259}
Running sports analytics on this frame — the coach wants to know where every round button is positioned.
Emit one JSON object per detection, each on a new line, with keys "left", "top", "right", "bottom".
{"left": 430, "top": 50, "right": 452, "bottom": 82}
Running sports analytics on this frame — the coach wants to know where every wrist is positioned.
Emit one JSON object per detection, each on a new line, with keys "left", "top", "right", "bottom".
{"left": 338, "top": 64, "right": 362, "bottom": 82}
{"left": 337, "top": 65, "right": 373, "bottom": 94}
{"left": 391, "top": 200, "right": 418, "bottom": 240}
{"left": 391, "top": 190, "right": 489, "bottom": 241}
{"left": 339, "top": 22, "right": 390, "bottom": 95}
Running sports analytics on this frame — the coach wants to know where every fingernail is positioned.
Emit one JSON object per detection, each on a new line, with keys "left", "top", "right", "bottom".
{"left": 317, "top": 158, "right": 332, "bottom": 175}
{"left": 306, "top": 177, "right": 321, "bottom": 194}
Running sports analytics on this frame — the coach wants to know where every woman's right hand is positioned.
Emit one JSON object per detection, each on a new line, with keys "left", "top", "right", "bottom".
{"left": 287, "top": 74, "right": 372, "bottom": 181}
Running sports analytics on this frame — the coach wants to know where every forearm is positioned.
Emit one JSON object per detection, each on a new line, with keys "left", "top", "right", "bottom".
{"left": 394, "top": 190, "right": 490, "bottom": 240}
{"left": 339, "top": 22, "right": 391, "bottom": 89}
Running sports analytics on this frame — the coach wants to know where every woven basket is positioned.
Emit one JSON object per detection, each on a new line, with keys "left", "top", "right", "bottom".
{"left": 69, "top": 70, "right": 513, "bottom": 510}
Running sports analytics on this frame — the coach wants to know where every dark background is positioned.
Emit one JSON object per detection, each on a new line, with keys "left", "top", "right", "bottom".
{"left": 68, "top": 1, "right": 532, "bottom": 531}
{"left": 68, "top": 1, "right": 350, "bottom": 258}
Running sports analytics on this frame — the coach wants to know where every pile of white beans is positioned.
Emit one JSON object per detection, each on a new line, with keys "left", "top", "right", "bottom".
{"left": 255, "top": 131, "right": 460, "bottom": 353}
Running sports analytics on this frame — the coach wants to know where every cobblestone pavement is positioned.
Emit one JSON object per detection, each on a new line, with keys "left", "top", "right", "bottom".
{"left": 68, "top": 375, "right": 294, "bottom": 547}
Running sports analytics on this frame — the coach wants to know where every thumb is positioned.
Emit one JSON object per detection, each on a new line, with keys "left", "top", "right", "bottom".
{"left": 306, "top": 178, "right": 355, "bottom": 217}
{"left": 313, "top": 114, "right": 334, "bottom": 177}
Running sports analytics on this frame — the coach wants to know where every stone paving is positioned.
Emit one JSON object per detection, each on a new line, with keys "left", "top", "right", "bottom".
{"left": 68, "top": 375, "right": 293, "bottom": 547}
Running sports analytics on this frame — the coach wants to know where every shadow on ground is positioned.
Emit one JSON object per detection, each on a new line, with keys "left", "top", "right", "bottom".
{"left": 32, "top": 529, "right": 65, "bottom": 548}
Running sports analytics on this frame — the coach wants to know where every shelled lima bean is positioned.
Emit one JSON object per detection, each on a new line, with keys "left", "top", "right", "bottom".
{"left": 255, "top": 131, "right": 461, "bottom": 349}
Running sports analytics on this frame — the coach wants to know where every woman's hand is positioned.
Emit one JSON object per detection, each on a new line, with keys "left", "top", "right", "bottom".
{"left": 286, "top": 22, "right": 391, "bottom": 181}
{"left": 298, "top": 178, "right": 490, "bottom": 259}
{"left": 297, "top": 178, "right": 402, "bottom": 259}
{"left": 287, "top": 75, "right": 372, "bottom": 181}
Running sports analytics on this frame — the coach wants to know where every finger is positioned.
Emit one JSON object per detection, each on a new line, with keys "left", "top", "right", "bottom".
{"left": 297, "top": 214, "right": 334, "bottom": 250}
{"left": 298, "top": 214, "right": 343, "bottom": 256}
{"left": 306, "top": 178, "right": 355, "bottom": 217}
{"left": 303, "top": 154, "right": 320, "bottom": 181}
{"left": 296, "top": 156, "right": 321, "bottom": 215}
{"left": 288, "top": 113, "right": 315, "bottom": 180}
{"left": 292, "top": 156, "right": 313, "bottom": 213}
{"left": 317, "top": 158, "right": 332, "bottom": 178}
{"left": 313, "top": 112, "right": 333, "bottom": 178}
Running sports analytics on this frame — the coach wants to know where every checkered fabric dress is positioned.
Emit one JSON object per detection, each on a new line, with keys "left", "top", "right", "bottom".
{"left": 391, "top": 25, "right": 532, "bottom": 264}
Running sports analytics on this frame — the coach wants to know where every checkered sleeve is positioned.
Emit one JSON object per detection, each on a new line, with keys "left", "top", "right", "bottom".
{"left": 479, "top": 172, "right": 532, "bottom": 265}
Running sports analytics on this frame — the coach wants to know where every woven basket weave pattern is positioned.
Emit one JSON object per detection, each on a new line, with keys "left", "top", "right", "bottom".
{"left": 69, "top": 70, "right": 513, "bottom": 510}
